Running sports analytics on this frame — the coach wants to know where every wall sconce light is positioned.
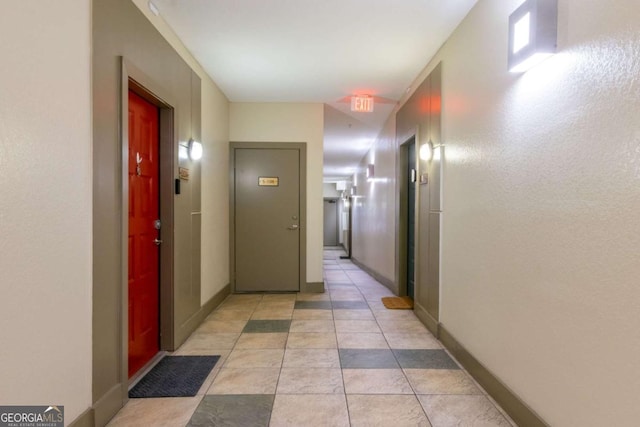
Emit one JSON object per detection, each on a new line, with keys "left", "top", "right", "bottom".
{"left": 508, "top": 0, "right": 558, "bottom": 73}
{"left": 188, "top": 138, "right": 203, "bottom": 160}
{"left": 419, "top": 141, "right": 433, "bottom": 161}
{"left": 366, "top": 164, "right": 375, "bottom": 179}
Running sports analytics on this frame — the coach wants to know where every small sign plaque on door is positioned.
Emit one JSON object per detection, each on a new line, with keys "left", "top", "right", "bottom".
{"left": 179, "top": 167, "right": 190, "bottom": 181}
{"left": 258, "top": 177, "right": 279, "bottom": 187}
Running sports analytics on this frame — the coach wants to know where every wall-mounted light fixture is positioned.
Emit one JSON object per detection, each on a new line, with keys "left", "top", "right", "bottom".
{"left": 419, "top": 140, "right": 433, "bottom": 161}
{"left": 508, "top": 0, "right": 558, "bottom": 73}
{"left": 366, "top": 164, "right": 375, "bottom": 179}
{"left": 188, "top": 138, "right": 203, "bottom": 161}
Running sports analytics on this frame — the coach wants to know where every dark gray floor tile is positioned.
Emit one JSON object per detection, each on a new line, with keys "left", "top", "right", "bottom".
{"left": 242, "top": 320, "right": 291, "bottom": 333}
{"left": 294, "top": 301, "right": 333, "bottom": 310}
{"left": 339, "top": 349, "right": 399, "bottom": 369}
{"left": 188, "top": 394, "right": 274, "bottom": 427}
{"left": 331, "top": 301, "right": 370, "bottom": 310}
{"left": 393, "top": 349, "right": 460, "bottom": 369}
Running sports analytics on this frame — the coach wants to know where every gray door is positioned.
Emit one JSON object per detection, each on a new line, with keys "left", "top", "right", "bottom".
{"left": 323, "top": 199, "right": 339, "bottom": 246}
{"left": 234, "top": 148, "right": 300, "bottom": 292}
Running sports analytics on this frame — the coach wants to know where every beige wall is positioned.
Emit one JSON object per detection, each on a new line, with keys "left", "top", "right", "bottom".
{"left": 323, "top": 183, "right": 340, "bottom": 198}
{"left": 200, "top": 79, "right": 231, "bottom": 303}
{"left": 393, "top": 0, "right": 639, "bottom": 425}
{"left": 130, "top": 0, "right": 230, "bottom": 313}
{"left": 230, "top": 103, "right": 324, "bottom": 284}
{"left": 0, "top": 0, "right": 92, "bottom": 423}
{"left": 351, "top": 115, "right": 397, "bottom": 285}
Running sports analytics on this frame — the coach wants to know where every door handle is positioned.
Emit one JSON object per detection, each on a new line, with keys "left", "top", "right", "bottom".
{"left": 287, "top": 225, "right": 299, "bottom": 230}
{"left": 153, "top": 238, "right": 163, "bottom": 245}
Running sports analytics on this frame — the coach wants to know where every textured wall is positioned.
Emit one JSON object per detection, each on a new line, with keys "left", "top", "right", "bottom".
{"left": 0, "top": 0, "right": 92, "bottom": 422}
{"left": 401, "top": 0, "right": 640, "bottom": 425}
{"left": 229, "top": 103, "right": 325, "bottom": 284}
{"left": 129, "top": 0, "right": 231, "bottom": 306}
{"left": 351, "top": 115, "right": 397, "bottom": 286}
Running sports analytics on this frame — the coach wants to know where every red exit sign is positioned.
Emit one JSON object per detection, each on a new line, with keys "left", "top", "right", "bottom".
{"left": 351, "top": 95, "right": 374, "bottom": 112}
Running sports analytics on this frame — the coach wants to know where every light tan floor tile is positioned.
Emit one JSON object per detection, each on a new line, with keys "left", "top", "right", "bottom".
{"left": 207, "top": 309, "right": 253, "bottom": 321}
{"left": 218, "top": 296, "right": 261, "bottom": 310}
{"left": 207, "top": 368, "right": 280, "bottom": 394}
{"left": 256, "top": 301, "right": 295, "bottom": 311}
{"left": 418, "top": 395, "right": 512, "bottom": 427}
{"left": 404, "top": 369, "right": 481, "bottom": 395}
{"left": 234, "top": 332, "right": 288, "bottom": 349}
{"left": 270, "top": 394, "right": 349, "bottom": 427}
{"left": 194, "top": 353, "right": 229, "bottom": 395}
{"left": 223, "top": 294, "right": 263, "bottom": 304}
{"left": 334, "top": 319, "right": 381, "bottom": 333}
{"left": 290, "top": 319, "right": 335, "bottom": 332}
{"left": 366, "top": 300, "right": 387, "bottom": 310}
{"left": 262, "top": 293, "right": 297, "bottom": 302}
{"left": 292, "top": 309, "right": 333, "bottom": 320}
{"left": 373, "top": 309, "right": 421, "bottom": 320}
{"left": 347, "top": 394, "right": 431, "bottom": 426}
{"left": 173, "top": 347, "right": 230, "bottom": 363}
{"left": 343, "top": 369, "right": 414, "bottom": 394}
{"left": 175, "top": 332, "right": 239, "bottom": 352}
{"left": 296, "top": 292, "right": 331, "bottom": 301}
{"left": 196, "top": 320, "right": 247, "bottom": 333}
{"left": 336, "top": 332, "right": 389, "bottom": 349}
{"left": 223, "top": 348, "right": 284, "bottom": 368}
{"left": 362, "top": 291, "right": 394, "bottom": 300}
{"left": 286, "top": 332, "right": 337, "bottom": 348}
{"left": 328, "top": 284, "right": 357, "bottom": 290}
{"left": 330, "top": 292, "right": 365, "bottom": 301}
{"left": 283, "top": 348, "right": 340, "bottom": 368}
{"left": 277, "top": 368, "right": 344, "bottom": 394}
{"left": 250, "top": 308, "right": 293, "bottom": 319}
{"left": 324, "top": 271, "right": 351, "bottom": 280}
{"left": 384, "top": 333, "right": 442, "bottom": 349}
{"left": 377, "top": 319, "right": 428, "bottom": 334}
{"left": 106, "top": 397, "right": 201, "bottom": 427}
{"left": 333, "top": 309, "right": 375, "bottom": 320}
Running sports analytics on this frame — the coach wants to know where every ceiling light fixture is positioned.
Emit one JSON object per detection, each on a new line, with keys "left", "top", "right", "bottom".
{"left": 508, "top": 0, "right": 558, "bottom": 73}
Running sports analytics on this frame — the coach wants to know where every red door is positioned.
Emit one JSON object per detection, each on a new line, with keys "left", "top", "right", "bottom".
{"left": 128, "top": 90, "right": 160, "bottom": 378}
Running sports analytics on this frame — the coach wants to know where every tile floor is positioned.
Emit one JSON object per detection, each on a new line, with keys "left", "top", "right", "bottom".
{"left": 107, "top": 248, "right": 516, "bottom": 426}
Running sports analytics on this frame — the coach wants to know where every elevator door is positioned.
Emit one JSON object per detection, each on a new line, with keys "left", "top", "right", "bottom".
{"left": 234, "top": 148, "right": 301, "bottom": 292}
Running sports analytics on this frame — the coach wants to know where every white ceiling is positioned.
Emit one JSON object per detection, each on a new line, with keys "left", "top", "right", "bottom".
{"left": 152, "top": 0, "right": 478, "bottom": 179}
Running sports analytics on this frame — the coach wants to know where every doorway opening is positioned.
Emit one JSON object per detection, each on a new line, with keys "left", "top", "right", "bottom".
{"left": 323, "top": 198, "right": 339, "bottom": 247}
{"left": 124, "top": 73, "right": 176, "bottom": 382}
{"left": 399, "top": 136, "right": 417, "bottom": 299}
{"left": 230, "top": 142, "right": 307, "bottom": 293}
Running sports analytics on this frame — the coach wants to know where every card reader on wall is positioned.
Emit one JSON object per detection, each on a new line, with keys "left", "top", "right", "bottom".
{"left": 175, "top": 178, "right": 181, "bottom": 195}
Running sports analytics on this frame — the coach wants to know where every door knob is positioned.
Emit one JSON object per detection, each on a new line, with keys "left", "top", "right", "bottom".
{"left": 153, "top": 238, "right": 163, "bottom": 245}
{"left": 287, "top": 225, "right": 299, "bottom": 230}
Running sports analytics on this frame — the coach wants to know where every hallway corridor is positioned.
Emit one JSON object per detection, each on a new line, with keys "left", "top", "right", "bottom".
{"left": 108, "top": 248, "right": 515, "bottom": 426}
